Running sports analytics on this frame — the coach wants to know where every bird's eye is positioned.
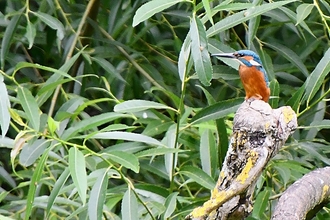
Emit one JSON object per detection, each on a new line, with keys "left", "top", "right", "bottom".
{"left": 235, "top": 53, "right": 244, "bottom": 57}
{"left": 233, "top": 52, "right": 243, "bottom": 58}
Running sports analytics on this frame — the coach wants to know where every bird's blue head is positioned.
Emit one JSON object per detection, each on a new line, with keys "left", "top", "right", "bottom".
{"left": 212, "top": 49, "right": 269, "bottom": 86}
{"left": 234, "top": 50, "right": 262, "bottom": 67}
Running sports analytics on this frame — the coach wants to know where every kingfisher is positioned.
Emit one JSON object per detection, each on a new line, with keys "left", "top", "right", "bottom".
{"left": 212, "top": 50, "right": 270, "bottom": 102}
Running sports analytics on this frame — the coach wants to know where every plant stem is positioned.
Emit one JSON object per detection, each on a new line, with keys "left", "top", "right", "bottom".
{"left": 314, "top": 0, "right": 330, "bottom": 38}
{"left": 297, "top": 85, "right": 330, "bottom": 117}
{"left": 99, "top": 27, "right": 165, "bottom": 90}
{"left": 47, "top": 0, "right": 98, "bottom": 119}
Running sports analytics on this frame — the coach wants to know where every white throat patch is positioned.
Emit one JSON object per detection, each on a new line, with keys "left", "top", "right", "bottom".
{"left": 249, "top": 59, "right": 261, "bottom": 66}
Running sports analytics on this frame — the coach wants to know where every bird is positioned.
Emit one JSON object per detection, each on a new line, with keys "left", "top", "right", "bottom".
{"left": 212, "top": 50, "right": 270, "bottom": 102}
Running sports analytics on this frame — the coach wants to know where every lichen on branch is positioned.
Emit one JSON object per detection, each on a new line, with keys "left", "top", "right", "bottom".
{"left": 186, "top": 99, "right": 297, "bottom": 220}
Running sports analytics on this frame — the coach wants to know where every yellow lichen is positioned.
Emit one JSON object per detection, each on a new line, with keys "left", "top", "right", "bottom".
{"left": 215, "top": 190, "right": 233, "bottom": 203}
{"left": 191, "top": 190, "right": 233, "bottom": 218}
{"left": 282, "top": 107, "right": 295, "bottom": 124}
{"left": 321, "top": 185, "right": 329, "bottom": 201}
{"left": 220, "top": 171, "right": 225, "bottom": 178}
{"left": 211, "top": 188, "right": 219, "bottom": 199}
{"left": 264, "top": 121, "right": 270, "bottom": 129}
{"left": 248, "top": 150, "right": 259, "bottom": 163}
{"left": 236, "top": 157, "right": 254, "bottom": 184}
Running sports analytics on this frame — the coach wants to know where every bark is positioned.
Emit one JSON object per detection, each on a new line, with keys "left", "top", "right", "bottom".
{"left": 186, "top": 99, "right": 297, "bottom": 220}
{"left": 272, "top": 167, "right": 330, "bottom": 220}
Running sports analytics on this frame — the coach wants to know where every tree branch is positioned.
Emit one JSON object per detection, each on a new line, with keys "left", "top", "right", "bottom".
{"left": 272, "top": 167, "right": 330, "bottom": 220}
{"left": 186, "top": 99, "right": 297, "bottom": 220}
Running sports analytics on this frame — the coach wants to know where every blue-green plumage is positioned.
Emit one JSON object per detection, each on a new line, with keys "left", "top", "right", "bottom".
{"left": 212, "top": 49, "right": 271, "bottom": 102}
{"left": 234, "top": 50, "right": 269, "bottom": 87}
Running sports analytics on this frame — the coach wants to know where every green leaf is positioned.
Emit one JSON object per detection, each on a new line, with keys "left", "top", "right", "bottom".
{"left": 251, "top": 188, "right": 270, "bottom": 219}
{"left": 0, "top": 214, "right": 15, "bottom": 220}
{"left": 135, "top": 147, "right": 183, "bottom": 158}
{"left": 88, "top": 168, "right": 108, "bottom": 220}
{"left": 135, "top": 184, "right": 169, "bottom": 198}
{"left": 300, "top": 142, "right": 330, "bottom": 165}
{"left": 320, "top": 0, "right": 330, "bottom": 12}
{"left": 69, "top": 147, "right": 87, "bottom": 205}
{"left": 65, "top": 206, "right": 88, "bottom": 219}
{"left": 91, "top": 131, "right": 166, "bottom": 147}
{"left": 216, "top": 118, "right": 228, "bottom": 166}
{"left": 178, "top": 33, "right": 191, "bottom": 82}
{"left": 142, "top": 120, "right": 173, "bottom": 137}
{"left": 0, "top": 75, "right": 10, "bottom": 137}
{"left": 200, "top": 129, "right": 217, "bottom": 177}
{"left": 247, "top": 15, "right": 260, "bottom": 49}
{"left": 32, "top": 11, "right": 64, "bottom": 39}
{"left": 13, "top": 62, "right": 79, "bottom": 84}
{"left": 91, "top": 57, "right": 125, "bottom": 82}
{"left": 300, "top": 39, "right": 321, "bottom": 60}
{"left": 147, "top": 201, "right": 166, "bottom": 217}
{"left": 213, "top": 2, "right": 252, "bottom": 12}
{"left": 47, "top": 116, "right": 59, "bottom": 135}
{"left": 279, "top": 6, "right": 315, "bottom": 38}
{"left": 304, "top": 98, "right": 326, "bottom": 139}
{"left": 196, "top": 85, "right": 216, "bottom": 105}
{"left": 102, "top": 142, "right": 145, "bottom": 157}
{"left": 191, "top": 98, "right": 244, "bottom": 124}
{"left": 208, "top": 39, "right": 238, "bottom": 69}
{"left": 264, "top": 42, "right": 309, "bottom": 77}
{"left": 25, "top": 147, "right": 51, "bottom": 220}
{"left": 71, "top": 98, "right": 111, "bottom": 117}
{"left": 163, "top": 126, "right": 178, "bottom": 181}
{"left": 206, "top": 0, "right": 297, "bottom": 37}
{"left": 114, "top": 99, "right": 176, "bottom": 113}
{"left": 212, "top": 66, "right": 240, "bottom": 80}
{"left": 19, "top": 139, "right": 50, "bottom": 167}
{"left": 107, "top": 151, "right": 139, "bottom": 173}
{"left": 202, "top": 0, "right": 214, "bottom": 25}
{"left": 246, "top": 0, "right": 263, "bottom": 48}
{"left": 300, "top": 119, "right": 330, "bottom": 130}
{"left": 46, "top": 167, "right": 70, "bottom": 218}
{"left": 179, "top": 165, "right": 216, "bottom": 190}
{"left": 303, "top": 47, "right": 330, "bottom": 105}
{"left": 37, "top": 48, "right": 85, "bottom": 106}
{"left": 1, "top": 13, "right": 22, "bottom": 69}
{"left": 0, "top": 166, "right": 16, "bottom": 188}
{"left": 143, "top": 163, "right": 169, "bottom": 180}
{"left": 25, "top": 19, "right": 36, "bottom": 49}
{"left": 133, "top": 0, "right": 184, "bottom": 27}
{"left": 275, "top": 160, "right": 310, "bottom": 174}
{"left": 149, "top": 87, "right": 182, "bottom": 109}
{"left": 61, "top": 112, "right": 129, "bottom": 140}
{"left": 190, "top": 15, "right": 212, "bottom": 86}
{"left": 269, "top": 79, "right": 280, "bottom": 109}
{"left": 106, "top": 194, "right": 122, "bottom": 212}
{"left": 17, "top": 86, "right": 41, "bottom": 131}
{"left": 296, "top": 3, "right": 314, "bottom": 25}
{"left": 121, "top": 187, "right": 138, "bottom": 220}
{"left": 38, "top": 75, "right": 96, "bottom": 96}
{"left": 286, "top": 85, "right": 305, "bottom": 112}
{"left": 163, "top": 192, "right": 178, "bottom": 219}
{"left": 273, "top": 164, "right": 291, "bottom": 185}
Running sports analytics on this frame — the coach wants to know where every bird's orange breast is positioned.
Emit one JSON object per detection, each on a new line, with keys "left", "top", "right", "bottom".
{"left": 239, "top": 65, "right": 270, "bottom": 102}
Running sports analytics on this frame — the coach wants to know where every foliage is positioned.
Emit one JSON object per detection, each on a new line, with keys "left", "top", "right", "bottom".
{"left": 0, "top": 0, "right": 329, "bottom": 219}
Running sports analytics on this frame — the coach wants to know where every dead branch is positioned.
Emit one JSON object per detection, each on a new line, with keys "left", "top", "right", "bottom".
{"left": 186, "top": 99, "right": 297, "bottom": 220}
{"left": 272, "top": 167, "right": 330, "bottom": 220}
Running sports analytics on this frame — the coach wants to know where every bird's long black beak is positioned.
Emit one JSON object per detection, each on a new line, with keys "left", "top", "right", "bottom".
{"left": 211, "top": 52, "right": 236, "bottom": 59}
